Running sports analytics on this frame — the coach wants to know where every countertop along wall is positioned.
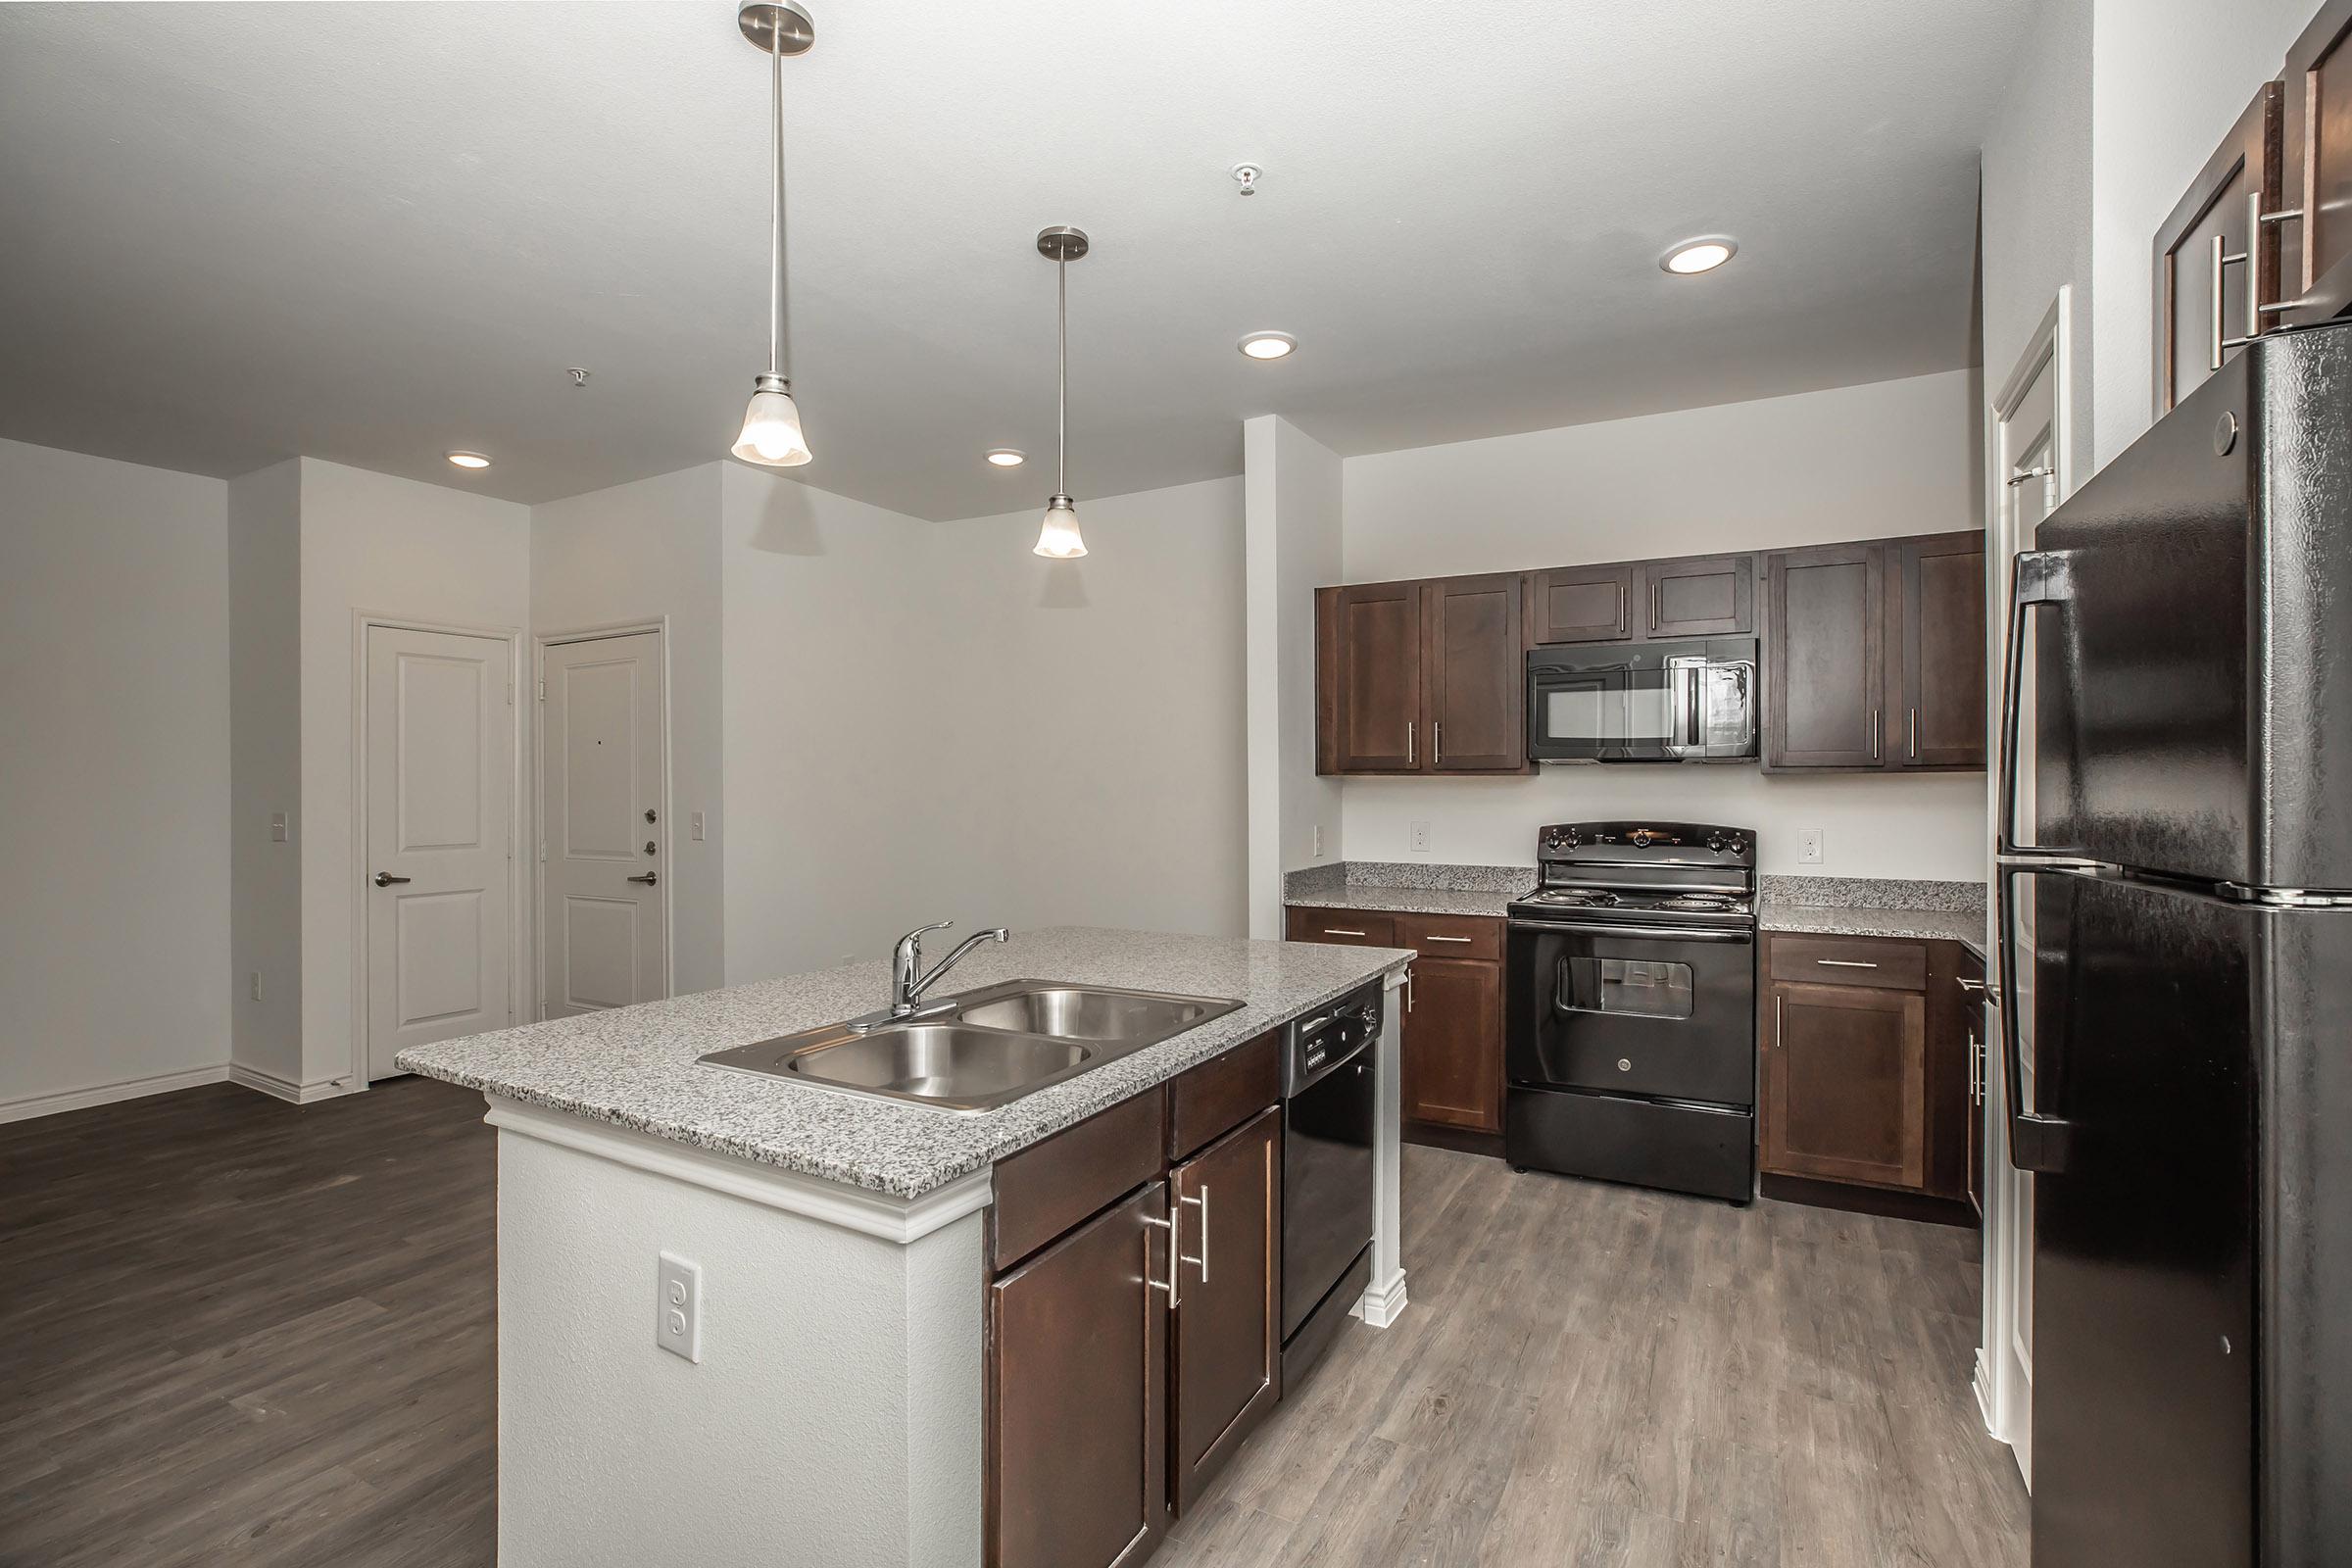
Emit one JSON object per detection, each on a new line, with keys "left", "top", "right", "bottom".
{"left": 1330, "top": 369, "right": 1989, "bottom": 882}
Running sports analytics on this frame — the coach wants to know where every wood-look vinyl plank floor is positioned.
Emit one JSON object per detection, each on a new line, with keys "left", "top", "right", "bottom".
{"left": 2, "top": 1083, "right": 2025, "bottom": 1567}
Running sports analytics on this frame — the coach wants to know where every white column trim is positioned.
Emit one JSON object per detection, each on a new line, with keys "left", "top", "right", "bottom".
{"left": 483, "top": 1094, "right": 994, "bottom": 1245}
{"left": 1354, "top": 961, "right": 1410, "bottom": 1328}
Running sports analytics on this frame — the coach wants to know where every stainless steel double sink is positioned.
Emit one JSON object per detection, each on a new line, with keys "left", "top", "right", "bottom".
{"left": 698, "top": 980, "right": 1245, "bottom": 1113}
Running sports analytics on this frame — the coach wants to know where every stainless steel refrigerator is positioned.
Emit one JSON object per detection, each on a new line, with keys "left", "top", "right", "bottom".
{"left": 1997, "top": 320, "right": 2352, "bottom": 1567}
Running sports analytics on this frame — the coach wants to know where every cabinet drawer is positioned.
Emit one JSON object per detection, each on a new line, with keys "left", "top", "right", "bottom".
{"left": 991, "top": 1090, "right": 1167, "bottom": 1271}
{"left": 1768, "top": 934, "right": 1927, "bottom": 991}
{"left": 1285, "top": 906, "right": 1397, "bottom": 947}
{"left": 1167, "top": 1029, "right": 1281, "bottom": 1162}
{"left": 1392, "top": 911, "right": 1501, "bottom": 962}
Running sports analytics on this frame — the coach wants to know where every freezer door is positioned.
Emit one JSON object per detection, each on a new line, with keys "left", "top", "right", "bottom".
{"left": 2029, "top": 870, "right": 2257, "bottom": 1568}
{"left": 2032, "top": 321, "right": 2352, "bottom": 887}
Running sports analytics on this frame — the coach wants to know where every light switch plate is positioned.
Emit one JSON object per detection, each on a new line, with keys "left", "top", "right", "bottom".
{"left": 690, "top": 810, "right": 707, "bottom": 842}
{"left": 1312, "top": 824, "right": 1324, "bottom": 859}
{"left": 270, "top": 811, "right": 287, "bottom": 843}
{"left": 657, "top": 1251, "right": 702, "bottom": 1363}
{"left": 1798, "top": 827, "right": 1825, "bottom": 864}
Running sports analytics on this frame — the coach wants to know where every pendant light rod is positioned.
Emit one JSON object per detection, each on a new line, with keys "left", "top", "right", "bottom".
{"left": 1032, "top": 226, "right": 1090, "bottom": 559}
{"left": 769, "top": 33, "right": 784, "bottom": 376}
{"left": 731, "top": 2, "right": 815, "bottom": 469}
{"left": 1055, "top": 253, "right": 1066, "bottom": 495}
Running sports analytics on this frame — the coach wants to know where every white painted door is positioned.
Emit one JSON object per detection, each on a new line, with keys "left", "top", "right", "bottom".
{"left": 539, "top": 632, "right": 667, "bottom": 1018}
{"left": 366, "top": 625, "right": 515, "bottom": 1079}
{"left": 1984, "top": 312, "right": 2063, "bottom": 1483}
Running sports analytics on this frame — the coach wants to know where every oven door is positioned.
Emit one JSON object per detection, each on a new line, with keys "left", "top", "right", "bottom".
{"left": 1505, "top": 919, "right": 1756, "bottom": 1106}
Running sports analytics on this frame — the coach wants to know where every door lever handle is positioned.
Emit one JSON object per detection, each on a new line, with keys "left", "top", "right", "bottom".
{"left": 627, "top": 872, "right": 659, "bottom": 886}
{"left": 372, "top": 872, "right": 411, "bottom": 887}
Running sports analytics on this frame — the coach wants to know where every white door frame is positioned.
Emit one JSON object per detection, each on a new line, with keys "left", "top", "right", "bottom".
{"left": 533, "top": 618, "right": 675, "bottom": 1019}
{"left": 1977, "top": 284, "right": 2073, "bottom": 1481}
{"left": 348, "top": 611, "right": 529, "bottom": 1091}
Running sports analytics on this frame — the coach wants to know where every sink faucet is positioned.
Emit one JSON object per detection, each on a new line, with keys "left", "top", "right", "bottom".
{"left": 890, "top": 921, "right": 1008, "bottom": 1018}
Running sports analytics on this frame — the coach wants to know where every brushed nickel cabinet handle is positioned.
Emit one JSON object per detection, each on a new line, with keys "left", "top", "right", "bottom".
{"left": 1908, "top": 708, "right": 1918, "bottom": 759}
{"left": 1321, "top": 927, "right": 1368, "bottom": 938}
{"left": 1143, "top": 1206, "right": 1176, "bottom": 1302}
{"left": 1773, "top": 993, "right": 1783, "bottom": 1043}
{"left": 1424, "top": 934, "right": 1473, "bottom": 944}
{"left": 1870, "top": 710, "right": 1880, "bottom": 760}
{"left": 1433, "top": 721, "right": 1442, "bottom": 767}
{"left": 1407, "top": 720, "right": 1416, "bottom": 768}
{"left": 1179, "top": 1186, "right": 1209, "bottom": 1283}
{"left": 1816, "top": 958, "right": 1879, "bottom": 968}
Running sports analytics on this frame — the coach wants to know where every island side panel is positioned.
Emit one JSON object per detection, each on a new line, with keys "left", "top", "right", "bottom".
{"left": 1356, "top": 965, "right": 1410, "bottom": 1327}
{"left": 493, "top": 1119, "right": 985, "bottom": 1568}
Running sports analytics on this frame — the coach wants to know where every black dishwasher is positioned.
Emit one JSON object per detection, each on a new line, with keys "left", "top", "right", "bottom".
{"left": 1279, "top": 981, "right": 1380, "bottom": 1389}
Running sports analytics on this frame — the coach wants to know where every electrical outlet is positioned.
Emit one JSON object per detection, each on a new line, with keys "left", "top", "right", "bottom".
{"left": 249, "top": 971, "right": 263, "bottom": 1002}
{"left": 657, "top": 1252, "right": 702, "bottom": 1363}
{"left": 690, "top": 810, "right": 707, "bottom": 842}
{"left": 1312, "top": 823, "right": 1324, "bottom": 859}
{"left": 1798, "top": 827, "right": 1825, "bottom": 865}
{"left": 1408, "top": 820, "right": 1433, "bottom": 856}
{"left": 269, "top": 811, "right": 287, "bottom": 844}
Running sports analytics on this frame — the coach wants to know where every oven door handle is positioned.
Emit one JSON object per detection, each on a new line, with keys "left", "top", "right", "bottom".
{"left": 1507, "top": 918, "right": 1753, "bottom": 944}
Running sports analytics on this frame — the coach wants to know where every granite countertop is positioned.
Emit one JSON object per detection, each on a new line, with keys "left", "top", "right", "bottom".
{"left": 1285, "top": 885, "right": 1522, "bottom": 919}
{"left": 397, "top": 926, "right": 1410, "bottom": 1201}
{"left": 1758, "top": 902, "right": 1986, "bottom": 956}
{"left": 1755, "top": 875, "right": 1987, "bottom": 957}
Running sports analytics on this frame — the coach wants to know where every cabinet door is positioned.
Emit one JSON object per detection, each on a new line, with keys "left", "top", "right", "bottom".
{"left": 1284, "top": 907, "right": 1397, "bottom": 948}
{"left": 1529, "top": 564, "right": 1634, "bottom": 644}
{"left": 989, "top": 1182, "right": 1169, "bottom": 1568}
{"left": 1402, "top": 956, "right": 1501, "bottom": 1132}
{"left": 1320, "top": 582, "right": 1424, "bottom": 773}
{"left": 1761, "top": 980, "right": 1928, "bottom": 1191}
{"left": 1764, "top": 543, "right": 1885, "bottom": 769}
{"left": 2154, "top": 83, "right": 2284, "bottom": 415}
{"left": 1425, "top": 572, "right": 1525, "bottom": 772}
{"left": 1640, "top": 554, "right": 1753, "bottom": 638}
{"left": 1170, "top": 1107, "right": 1280, "bottom": 1515}
{"left": 1891, "top": 532, "right": 1987, "bottom": 769}
{"left": 2282, "top": 0, "right": 2352, "bottom": 327}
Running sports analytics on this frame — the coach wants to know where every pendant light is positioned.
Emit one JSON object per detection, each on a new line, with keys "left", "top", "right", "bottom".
{"left": 1033, "top": 226, "right": 1090, "bottom": 558}
{"left": 730, "top": 3, "right": 815, "bottom": 467}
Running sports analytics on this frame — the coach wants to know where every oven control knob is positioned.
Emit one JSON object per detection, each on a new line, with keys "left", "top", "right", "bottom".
{"left": 1707, "top": 834, "right": 1725, "bottom": 852}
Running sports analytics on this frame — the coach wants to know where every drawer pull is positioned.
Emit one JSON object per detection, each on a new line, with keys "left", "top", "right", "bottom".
{"left": 1423, "top": 934, "right": 1473, "bottom": 944}
{"left": 1321, "top": 927, "right": 1368, "bottom": 938}
{"left": 1816, "top": 958, "right": 1879, "bottom": 968}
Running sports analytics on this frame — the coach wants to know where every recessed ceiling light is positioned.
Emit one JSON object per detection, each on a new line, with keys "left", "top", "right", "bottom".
{"left": 1661, "top": 238, "right": 1738, "bottom": 275}
{"left": 1239, "top": 332, "right": 1298, "bottom": 361}
{"left": 446, "top": 451, "right": 491, "bottom": 469}
{"left": 986, "top": 448, "right": 1026, "bottom": 467}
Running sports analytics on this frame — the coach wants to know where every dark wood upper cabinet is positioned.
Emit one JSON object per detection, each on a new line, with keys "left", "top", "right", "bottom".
{"left": 1764, "top": 543, "right": 1885, "bottom": 769}
{"left": 1640, "top": 554, "right": 1754, "bottom": 638}
{"left": 1399, "top": 954, "right": 1502, "bottom": 1133}
{"left": 988, "top": 1180, "right": 1168, "bottom": 1568}
{"left": 1169, "top": 1106, "right": 1280, "bottom": 1514}
{"left": 2280, "top": 0, "right": 2352, "bottom": 327}
{"left": 1318, "top": 581, "right": 1424, "bottom": 772}
{"left": 1891, "top": 531, "right": 1987, "bottom": 769}
{"left": 2155, "top": 82, "right": 2285, "bottom": 416}
{"left": 1424, "top": 573, "right": 1526, "bottom": 771}
{"left": 1528, "top": 563, "right": 1635, "bottom": 643}
{"left": 1761, "top": 978, "right": 1927, "bottom": 1192}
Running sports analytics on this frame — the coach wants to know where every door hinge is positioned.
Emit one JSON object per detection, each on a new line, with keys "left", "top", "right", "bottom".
{"left": 506, "top": 681, "right": 515, "bottom": 707}
{"left": 538, "top": 844, "right": 547, "bottom": 861}
{"left": 535, "top": 680, "right": 546, "bottom": 701}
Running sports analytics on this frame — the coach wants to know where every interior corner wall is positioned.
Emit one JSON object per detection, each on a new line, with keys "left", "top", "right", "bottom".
{"left": 227, "top": 459, "right": 305, "bottom": 1089}
{"left": 297, "top": 458, "right": 531, "bottom": 1091}
{"left": 1334, "top": 370, "right": 1989, "bottom": 880}
{"left": 2086, "top": 0, "right": 2317, "bottom": 470}
{"left": 1244, "top": 416, "right": 1344, "bottom": 938}
{"left": 532, "top": 465, "right": 727, "bottom": 997}
{"left": 0, "top": 437, "right": 232, "bottom": 1117}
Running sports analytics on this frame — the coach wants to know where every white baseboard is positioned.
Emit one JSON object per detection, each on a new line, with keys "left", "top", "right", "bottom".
{"left": 228, "top": 1063, "right": 356, "bottom": 1105}
{"left": 1352, "top": 1269, "right": 1409, "bottom": 1329}
{"left": 0, "top": 1063, "right": 230, "bottom": 1126}
{"left": 1974, "top": 1348, "right": 1997, "bottom": 1436}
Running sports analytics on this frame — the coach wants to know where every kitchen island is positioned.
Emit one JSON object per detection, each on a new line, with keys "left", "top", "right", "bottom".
{"left": 398, "top": 925, "right": 1411, "bottom": 1568}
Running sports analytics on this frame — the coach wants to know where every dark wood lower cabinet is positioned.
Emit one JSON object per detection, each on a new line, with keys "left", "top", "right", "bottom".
{"left": 1401, "top": 956, "right": 1501, "bottom": 1133}
{"left": 1169, "top": 1106, "right": 1281, "bottom": 1512}
{"left": 988, "top": 1180, "right": 1169, "bottom": 1568}
{"left": 1758, "top": 930, "right": 1982, "bottom": 1226}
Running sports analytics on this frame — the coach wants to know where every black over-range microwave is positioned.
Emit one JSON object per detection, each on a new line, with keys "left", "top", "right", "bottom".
{"left": 1526, "top": 637, "right": 1759, "bottom": 763}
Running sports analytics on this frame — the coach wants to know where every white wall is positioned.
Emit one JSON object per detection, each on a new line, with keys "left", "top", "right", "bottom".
{"left": 2087, "top": 0, "right": 2314, "bottom": 468}
{"left": 297, "top": 458, "right": 530, "bottom": 1089}
{"left": 0, "top": 438, "right": 232, "bottom": 1116}
{"left": 1333, "top": 370, "right": 1989, "bottom": 880}
{"left": 227, "top": 459, "right": 305, "bottom": 1088}
{"left": 532, "top": 466, "right": 726, "bottom": 996}
{"left": 1244, "top": 416, "right": 1345, "bottom": 937}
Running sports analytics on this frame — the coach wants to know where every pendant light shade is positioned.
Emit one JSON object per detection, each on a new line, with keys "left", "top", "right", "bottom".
{"left": 1034, "top": 495, "right": 1086, "bottom": 559}
{"left": 732, "top": 373, "right": 811, "bottom": 466}
{"left": 733, "top": 4, "right": 814, "bottom": 467}
{"left": 1033, "top": 226, "right": 1090, "bottom": 560}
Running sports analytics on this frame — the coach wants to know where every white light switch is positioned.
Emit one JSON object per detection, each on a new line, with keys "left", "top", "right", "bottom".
{"left": 1312, "top": 824, "right": 1324, "bottom": 859}
{"left": 657, "top": 1251, "right": 702, "bottom": 1363}
{"left": 690, "top": 810, "right": 707, "bottom": 842}
{"left": 1798, "top": 827, "right": 1824, "bottom": 865}
{"left": 270, "top": 811, "right": 287, "bottom": 843}
{"left": 249, "top": 971, "right": 263, "bottom": 1002}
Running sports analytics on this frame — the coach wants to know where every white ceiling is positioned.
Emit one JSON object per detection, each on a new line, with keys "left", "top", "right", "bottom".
{"left": 0, "top": 1, "right": 2024, "bottom": 520}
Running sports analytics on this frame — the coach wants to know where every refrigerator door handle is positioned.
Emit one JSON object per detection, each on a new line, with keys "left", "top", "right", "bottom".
{"left": 1991, "top": 549, "right": 2095, "bottom": 1176}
